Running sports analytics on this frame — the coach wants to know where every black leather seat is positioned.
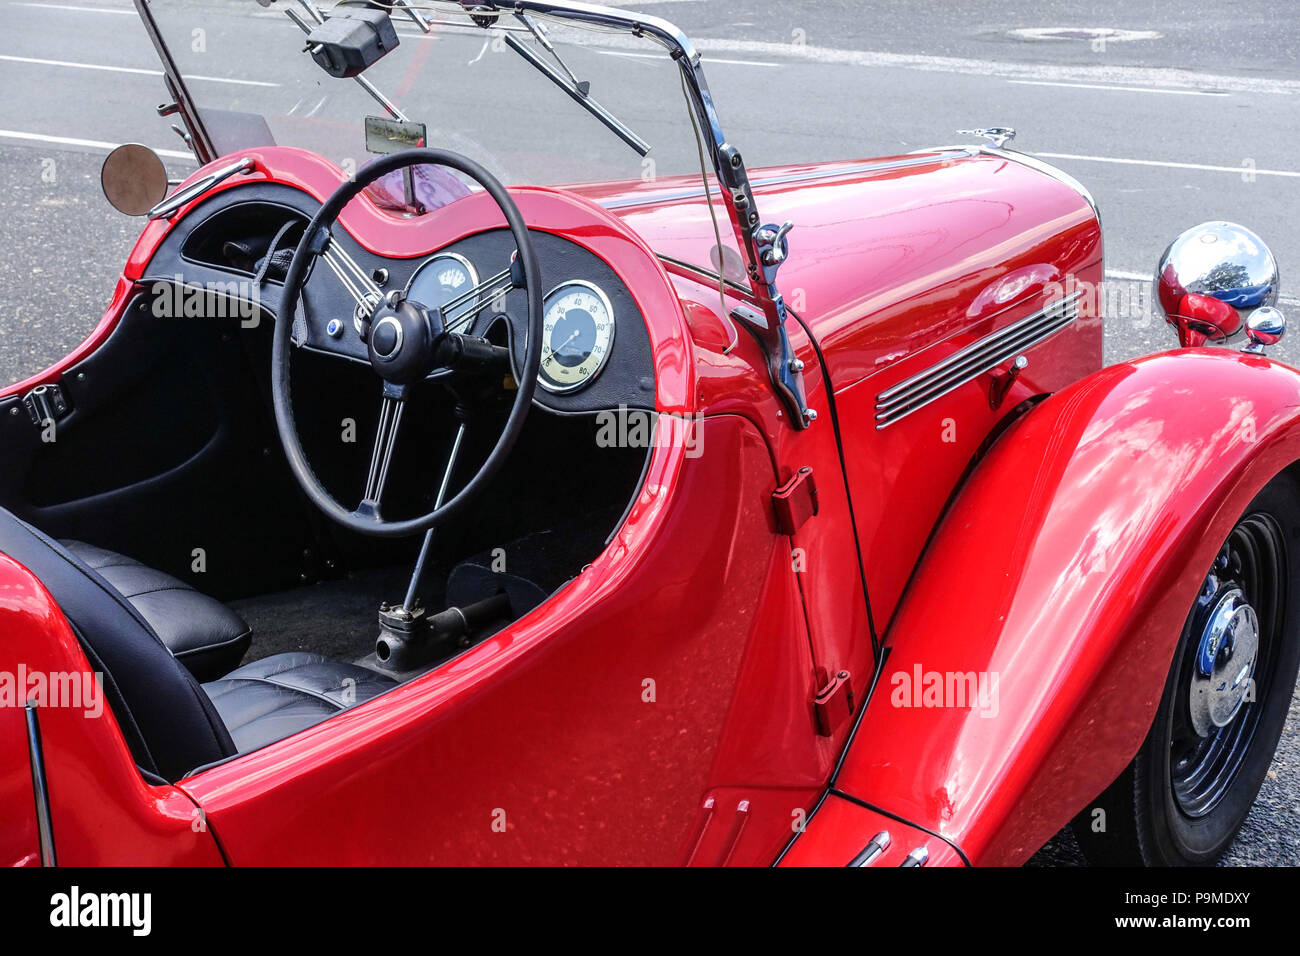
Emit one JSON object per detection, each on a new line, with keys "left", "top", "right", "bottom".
{"left": 0, "top": 508, "right": 395, "bottom": 780}
{"left": 204, "top": 653, "right": 395, "bottom": 752}
{"left": 59, "top": 540, "right": 250, "bottom": 681}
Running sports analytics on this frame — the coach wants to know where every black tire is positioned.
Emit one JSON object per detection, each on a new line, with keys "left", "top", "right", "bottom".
{"left": 1072, "top": 469, "right": 1300, "bottom": 866}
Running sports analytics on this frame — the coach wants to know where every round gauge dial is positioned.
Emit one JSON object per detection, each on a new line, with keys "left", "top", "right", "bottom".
{"left": 405, "top": 252, "right": 479, "bottom": 314}
{"left": 539, "top": 281, "right": 616, "bottom": 393}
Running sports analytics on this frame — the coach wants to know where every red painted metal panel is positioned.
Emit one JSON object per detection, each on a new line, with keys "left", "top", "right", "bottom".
{"left": 180, "top": 416, "right": 827, "bottom": 864}
{"left": 834, "top": 351, "right": 1300, "bottom": 865}
{"left": 779, "top": 793, "right": 963, "bottom": 867}
{"left": 0, "top": 705, "right": 39, "bottom": 867}
{"left": 0, "top": 556, "right": 225, "bottom": 865}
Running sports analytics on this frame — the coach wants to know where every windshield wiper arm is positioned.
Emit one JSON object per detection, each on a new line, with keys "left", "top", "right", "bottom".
{"left": 501, "top": 17, "right": 650, "bottom": 157}
{"left": 516, "top": 13, "right": 586, "bottom": 93}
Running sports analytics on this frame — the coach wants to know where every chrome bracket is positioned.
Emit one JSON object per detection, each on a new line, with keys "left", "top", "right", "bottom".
{"left": 149, "top": 156, "right": 255, "bottom": 220}
{"left": 747, "top": 219, "right": 815, "bottom": 428}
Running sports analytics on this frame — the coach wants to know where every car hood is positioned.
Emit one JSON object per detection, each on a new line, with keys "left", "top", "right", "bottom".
{"left": 565, "top": 149, "right": 1101, "bottom": 391}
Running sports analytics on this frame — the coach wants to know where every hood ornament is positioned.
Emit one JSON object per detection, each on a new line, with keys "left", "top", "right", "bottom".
{"left": 958, "top": 126, "right": 1017, "bottom": 149}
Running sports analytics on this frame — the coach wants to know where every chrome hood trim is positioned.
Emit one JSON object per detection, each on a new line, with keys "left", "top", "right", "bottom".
{"left": 917, "top": 144, "right": 1099, "bottom": 221}
{"left": 874, "top": 290, "right": 1084, "bottom": 429}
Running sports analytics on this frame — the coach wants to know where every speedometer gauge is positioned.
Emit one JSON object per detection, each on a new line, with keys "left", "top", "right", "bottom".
{"left": 406, "top": 252, "right": 479, "bottom": 312}
{"left": 539, "top": 280, "right": 615, "bottom": 393}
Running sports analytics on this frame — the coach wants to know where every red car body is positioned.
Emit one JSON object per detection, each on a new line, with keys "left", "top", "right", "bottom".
{"left": 3, "top": 126, "right": 1297, "bottom": 867}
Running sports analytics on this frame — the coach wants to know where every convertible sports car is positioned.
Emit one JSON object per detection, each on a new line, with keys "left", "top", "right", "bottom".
{"left": 2, "top": 0, "right": 1296, "bottom": 867}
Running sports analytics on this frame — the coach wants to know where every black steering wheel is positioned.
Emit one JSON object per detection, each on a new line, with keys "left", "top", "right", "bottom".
{"left": 273, "top": 148, "right": 543, "bottom": 538}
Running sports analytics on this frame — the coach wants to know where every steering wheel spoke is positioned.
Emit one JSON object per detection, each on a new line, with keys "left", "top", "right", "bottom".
{"left": 442, "top": 262, "right": 522, "bottom": 334}
{"left": 315, "top": 233, "right": 385, "bottom": 336}
{"left": 358, "top": 387, "right": 407, "bottom": 517}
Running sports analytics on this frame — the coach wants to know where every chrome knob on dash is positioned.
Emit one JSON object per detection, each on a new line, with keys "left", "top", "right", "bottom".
{"left": 848, "top": 830, "right": 891, "bottom": 866}
{"left": 899, "top": 846, "right": 930, "bottom": 867}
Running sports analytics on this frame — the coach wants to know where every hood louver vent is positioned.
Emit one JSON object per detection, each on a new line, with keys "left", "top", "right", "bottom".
{"left": 875, "top": 291, "right": 1083, "bottom": 429}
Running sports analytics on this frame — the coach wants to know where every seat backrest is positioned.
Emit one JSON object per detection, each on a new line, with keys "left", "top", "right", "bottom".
{"left": 0, "top": 509, "right": 235, "bottom": 781}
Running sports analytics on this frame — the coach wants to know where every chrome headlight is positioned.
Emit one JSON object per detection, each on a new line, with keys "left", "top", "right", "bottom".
{"left": 1155, "top": 221, "right": 1284, "bottom": 352}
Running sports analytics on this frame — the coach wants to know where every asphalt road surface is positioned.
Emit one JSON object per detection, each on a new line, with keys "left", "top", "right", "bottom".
{"left": 1, "top": 0, "right": 1298, "bottom": 865}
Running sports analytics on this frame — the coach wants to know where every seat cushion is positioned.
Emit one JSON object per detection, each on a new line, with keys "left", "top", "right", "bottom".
{"left": 0, "top": 514, "right": 236, "bottom": 780}
{"left": 60, "top": 540, "right": 251, "bottom": 682}
{"left": 203, "top": 652, "right": 396, "bottom": 753}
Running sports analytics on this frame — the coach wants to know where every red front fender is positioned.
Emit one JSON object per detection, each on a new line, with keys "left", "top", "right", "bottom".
{"left": 822, "top": 348, "right": 1300, "bottom": 865}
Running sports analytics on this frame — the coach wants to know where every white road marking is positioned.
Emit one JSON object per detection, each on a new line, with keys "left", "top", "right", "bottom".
{"left": 596, "top": 49, "right": 778, "bottom": 68}
{"left": 0, "top": 53, "right": 279, "bottom": 86}
{"left": 568, "top": 33, "right": 1300, "bottom": 96}
{"left": 12, "top": 2, "right": 135, "bottom": 14}
{"left": 595, "top": 50, "right": 663, "bottom": 61}
{"left": 1009, "top": 79, "right": 1229, "bottom": 97}
{"left": 0, "top": 128, "right": 193, "bottom": 159}
{"left": 706, "top": 57, "right": 780, "bottom": 68}
{"left": 1036, "top": 151, "right": 1300, "bottom": 178}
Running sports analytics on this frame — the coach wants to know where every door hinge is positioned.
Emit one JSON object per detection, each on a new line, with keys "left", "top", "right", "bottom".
{"left": 813, "top": 669, "right": 854, "bottom": 736}
{"left": 772, "top": 466, "right": 818, "bottom": 535}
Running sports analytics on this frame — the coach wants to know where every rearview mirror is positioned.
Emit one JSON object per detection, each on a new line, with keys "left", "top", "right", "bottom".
{"left": 100, "top": 143, "right": 169, "bottom": 216}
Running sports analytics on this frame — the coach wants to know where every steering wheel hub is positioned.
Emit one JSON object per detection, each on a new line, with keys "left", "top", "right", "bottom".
{"left": 366, "top": 294, "right": 440, "bottom": 384}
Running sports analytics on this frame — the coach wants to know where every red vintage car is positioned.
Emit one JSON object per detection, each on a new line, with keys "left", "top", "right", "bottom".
{"left": 2, "top": 0, "right": 1295, "bottom": 868}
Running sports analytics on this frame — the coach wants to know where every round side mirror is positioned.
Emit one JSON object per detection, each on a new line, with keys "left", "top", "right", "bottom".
{"left": 100, "top": 143, "right": 169, "bottom": 217}
{"left": 1155, "top": 221, "right": 1281, "bottom": 348}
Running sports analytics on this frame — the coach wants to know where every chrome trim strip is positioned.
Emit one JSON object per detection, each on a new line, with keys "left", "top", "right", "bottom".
{"left": 876, "top": 299, "right": 1077, "bottom": 413}
{"left": 25, "top": 703, "right": 56, "bottom": 866}
{"left": 874, "top": 291, "right": 1082, "bottom": 429}
{"left": 915, "top": 144, "right": 1099, "bottom": 221}
{"left": 656, "top": 254, "right": 755, "bottom": 299}
{"left": 598, "top": 152, "right": 971, "bottom": 211}
{"left": 149, "top": 156, "right": 255, "bottom": 220}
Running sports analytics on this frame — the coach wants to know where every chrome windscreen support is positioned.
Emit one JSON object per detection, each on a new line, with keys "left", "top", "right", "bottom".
{"left": 131, "top": 0, "right": 215, "bottom": 163}
{"left": 750, "top": 219, "right": 814, "bottom": 428}
{"left": 148, "top": 156, "right": 255, "bottom": 220}
{"left": 478, "top": 2, "right": 815, "bottom": 428}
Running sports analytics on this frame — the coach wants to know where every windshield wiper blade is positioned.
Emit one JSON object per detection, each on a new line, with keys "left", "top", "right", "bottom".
{"left": 500, "top": 20, "right": 650, "bottom": 157}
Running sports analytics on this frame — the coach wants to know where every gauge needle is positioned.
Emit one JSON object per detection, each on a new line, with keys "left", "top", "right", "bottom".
{"left": 543, "top": 330, "right": 580, "bottom": 364}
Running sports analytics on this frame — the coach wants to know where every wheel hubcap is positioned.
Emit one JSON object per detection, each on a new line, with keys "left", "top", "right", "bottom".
{"left": 1189, "top": 588, "right": 1259, "bottom": 736}
{"left": 1170, "top": 513, "right": 1284, "bottom": 818}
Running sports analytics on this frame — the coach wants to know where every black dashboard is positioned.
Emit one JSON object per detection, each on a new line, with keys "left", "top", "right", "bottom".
{"left": 141, "top": 182, "right": 657, "bottom": 415}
